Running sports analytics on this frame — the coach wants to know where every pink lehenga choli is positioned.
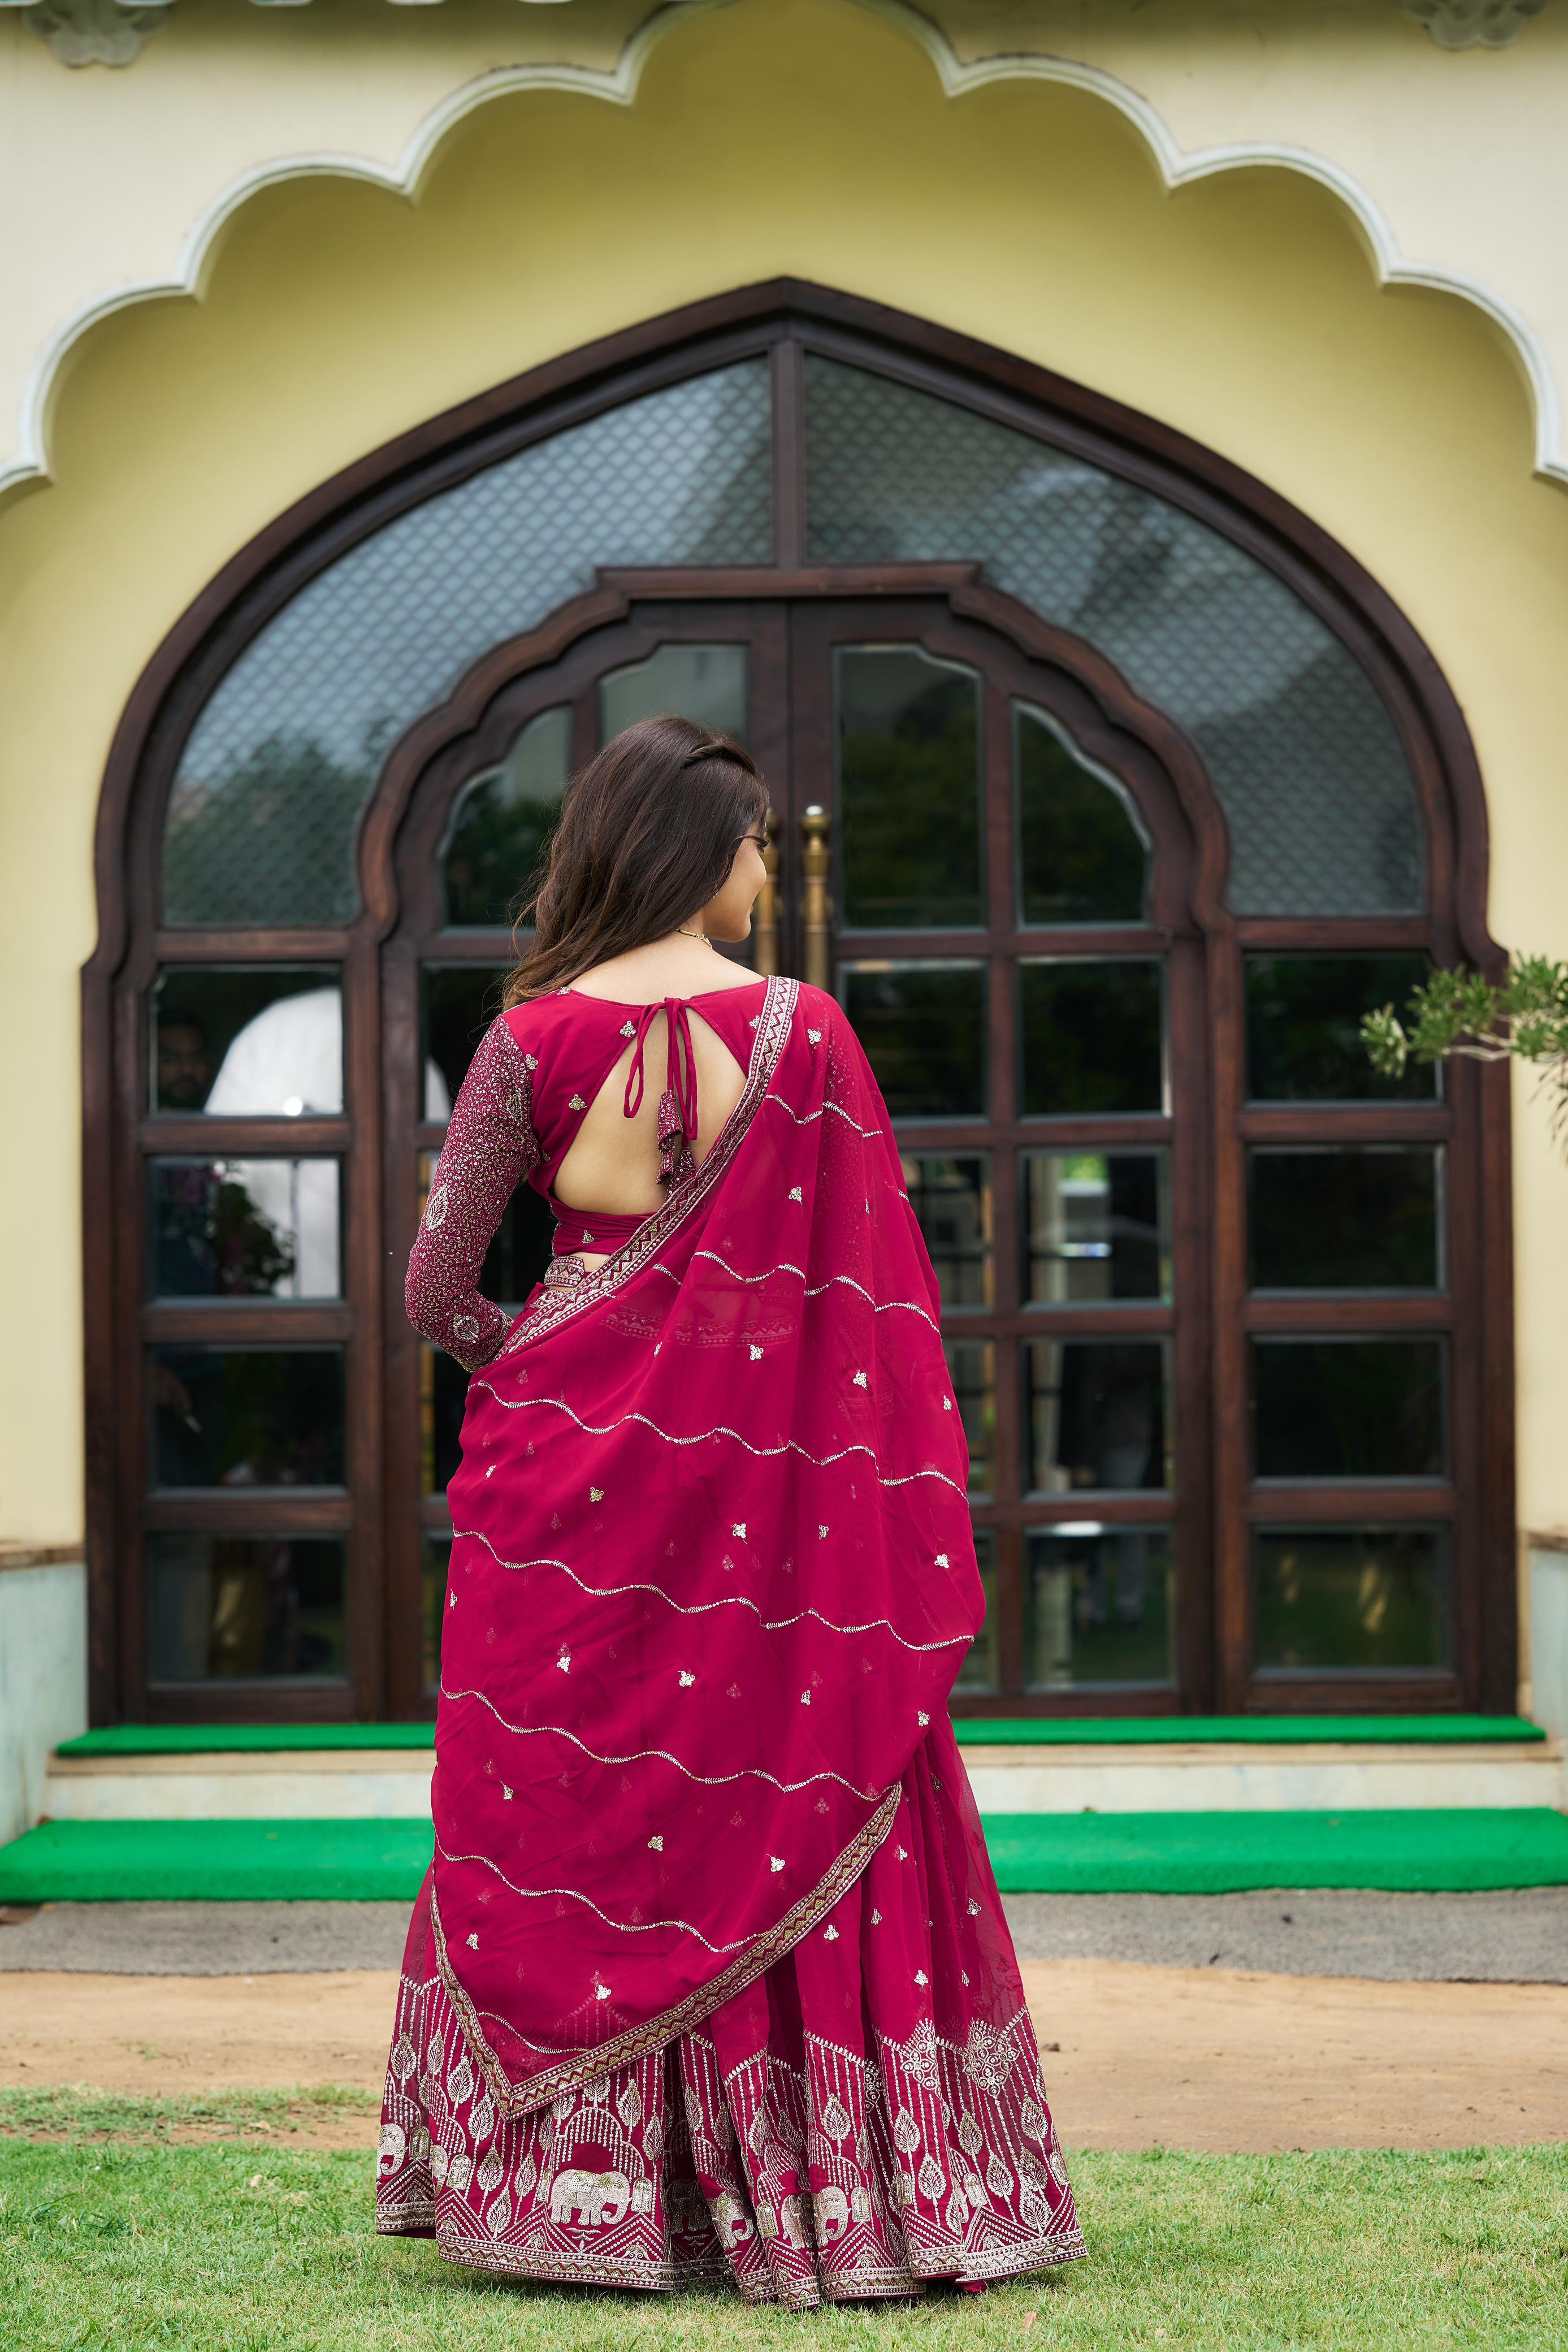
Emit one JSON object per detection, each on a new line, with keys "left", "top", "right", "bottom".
{"left": 379, "top": 972, "right": 1085, "bottom": 2305}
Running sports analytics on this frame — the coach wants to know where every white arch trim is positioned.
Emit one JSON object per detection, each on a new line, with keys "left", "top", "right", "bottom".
{"left": 5, "top": 0, "right": 1562, "bottom": 504}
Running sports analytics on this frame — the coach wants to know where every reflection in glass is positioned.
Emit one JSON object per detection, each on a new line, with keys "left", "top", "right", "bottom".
{"left": 1249, "top": 1148, "right": 1442, "bottom": 1291}
{"left": 149, "top": 1347, "right": 346, "bottom": 1489}
{"left": 953, "top": 1529, "right": 999, "bottom": 1694}
{"left": 803, "top": 356, "right": 1423, "bottom": 920}
{"left": 837, "top": 647, "right": 983, "bottom": 928}
{"left": 1026, "top": 1525, "right": 1176, "bottom": 1687}
{"left": 599, "top": 643, "right": 748, "bottom": 745}
{"left": 423, "top": 1533, "right": 451, "bottom": 1693}
{"left": 148, "top": 1533, "right": 346, "bottom": 1681}
{"left": 1024, "top": 1151, "right": 1171, "bottom": 1305}
{"left": 148, "top": 1158, "right": 341, "bottom": 1301}
{"left": 1016, "top": 704, "right": 1150, "bottom": 924}
{"left": 165, "top": 363, "right": 773, "bottom": 928}
{"left": 900, "top": 1156, "right": 993, "bottom": 1308}
{"left": 151, "top": 967, "right": 341, "bottom": 1115}
{"left": 1245, "top": 954, "right": 1436, "bottom": 1102}
{"left": 945, "top": 1340, "right": 996, "bottom": 1497}
{"left": 1253, "top": 1339, "right": 1446, "bottom": 1481}
{"left": 842, "top": 963, "right": 986, "bottom": 1117}
{"left": 443, "top": 707, "right": 572, "bottom": 928}
{"left": 418, "top": 1152, "right": 553, "bottom": 1322}
{"left": 1254, "top": 1526, "right": 1450, "bottom": 1672}
{"left": 423, "top": 967, "right": 509, "bottom": 1113}
{"left": 422, "top": 1344, "right": 469, "bottom": 1497}
{"left": 1025, "top": 1340, "right": 1169, "bottom": 1494}
{"left": 1020, "top": 961, "right": 1164, "bottom": 1116}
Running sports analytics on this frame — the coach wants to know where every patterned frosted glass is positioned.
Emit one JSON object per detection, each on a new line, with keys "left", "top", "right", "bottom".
{"left": 805, "top": 360, "right": 1423, "bottom": 917}
{"left": 164, "top": 365, "right": 773, "bottom": 926}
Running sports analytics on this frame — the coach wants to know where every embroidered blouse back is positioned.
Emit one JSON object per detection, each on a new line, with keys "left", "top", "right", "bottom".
{"left": 405, "top": 978, "right": 765, "bottom": 1369}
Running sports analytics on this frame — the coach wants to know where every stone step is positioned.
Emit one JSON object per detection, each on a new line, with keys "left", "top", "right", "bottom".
{"left": 41, "top": 1733, "right": 1565, "bottom": 1821}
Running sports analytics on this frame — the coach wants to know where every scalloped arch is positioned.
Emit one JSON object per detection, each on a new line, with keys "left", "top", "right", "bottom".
{"left": 5, "top": 0, "right": 1562, "bottom": 501}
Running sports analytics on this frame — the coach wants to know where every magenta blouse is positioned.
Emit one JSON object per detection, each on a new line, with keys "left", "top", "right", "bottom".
{"left": 405, "top": 983, "right": 769, "bottom": 1373}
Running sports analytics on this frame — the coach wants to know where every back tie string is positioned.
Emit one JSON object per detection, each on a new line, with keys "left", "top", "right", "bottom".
{"left": 621, "top": 997, "right": 700, "bottom": 1186}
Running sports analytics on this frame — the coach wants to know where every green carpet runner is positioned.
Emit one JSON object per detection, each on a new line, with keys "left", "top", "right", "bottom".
{"left": 3, "top": 1808, "right": 1565, "bottom": 1903}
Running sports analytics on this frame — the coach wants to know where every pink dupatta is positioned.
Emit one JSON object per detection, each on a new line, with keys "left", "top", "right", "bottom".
{"left": 431, "top": 976, "right": 984, "bottom": 2107}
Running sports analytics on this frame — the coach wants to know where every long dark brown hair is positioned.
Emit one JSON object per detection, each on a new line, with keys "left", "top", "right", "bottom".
{"left": 503, "top": 715, "right": 767, "bottom": 1005}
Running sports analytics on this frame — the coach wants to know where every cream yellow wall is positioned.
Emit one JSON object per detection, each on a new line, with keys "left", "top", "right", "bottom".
{"left": 8, "top": 0, "right": 1568, "bottom": 495}
{"left": 2, "top": 0, "right": 1565, "bottom": 1641}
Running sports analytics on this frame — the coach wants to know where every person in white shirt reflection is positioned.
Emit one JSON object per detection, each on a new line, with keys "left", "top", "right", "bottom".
{"left": 203, "top": 987, "right": 450, "bottom": 1297}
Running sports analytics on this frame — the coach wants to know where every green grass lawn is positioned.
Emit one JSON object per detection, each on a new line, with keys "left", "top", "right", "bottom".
{"left": 1, "top": 2093, "right": 1564, "bottom": 2351}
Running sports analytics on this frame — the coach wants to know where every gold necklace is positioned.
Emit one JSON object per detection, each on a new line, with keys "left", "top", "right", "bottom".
{"left": 677, "top": 926, "right": 718, "bottom": 950}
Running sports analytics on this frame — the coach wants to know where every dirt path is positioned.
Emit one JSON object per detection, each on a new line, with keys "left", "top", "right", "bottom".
{"left": 3, "top": 1961, "right": 1565, "bottom": 2152}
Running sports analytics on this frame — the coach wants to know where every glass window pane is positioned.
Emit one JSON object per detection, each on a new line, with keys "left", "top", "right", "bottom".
{"left": 952, "top": 1528, "right": 999, "bottom": 1694}
{"left": 1245, "top": 954, "right": 1437, "bottom": 1101}
{"left": 423, "top": 1533, "right": 451, "bottom": 1694}
{"left": 842, "top": 962, "right": 986, "bottom": 1118}
{"left": 804, "top": 356, "right": 1423, "bottom": 919}
{"left": 1026, "top": 1525, "right": 1176, "bottom": 1688}
{"left": 148, "top": 1157, "right": 341, "bottom": 1301}
{"left": 901, "top": 1156, "right": 993, "bottom": 1308}
{"left": 1025, "top": 1339, "right": 1170, "bottom": 1494}
{"left": 1254, "top": 1526, "right": 1451, "bottom": 1672}
{"left": 1016, "top": 704, "right": 1150, "bottom": 924}
{"left": 1020, "top": 959, "right": 1164, "bottom": 1117}
{"left": 150, "top": 1347, "right": 346, "bottom": 1489}
{"left": 837, "top": 646, "right": 983, "bottom": 928}
{"left": 423, "top": 966, "right": 509, "bottom": 1114}
{"left": 151, "top": 968, "right": 341, "bottom": 1116}
{"left": 164, "top": 364, "right": 773, "bottom": 927}
{"left": 423, "top": 1345, "right": 469, "bottom": 1498}
{"left": 1249, "top": 1147, "right": 1442, "bottom": 1291}
{"left": 148, "top": 1533, "right": 346, "bottom": 1683}
{"left": 946, "top": 1341, "right": 996, "bottom": 1498}
{"left": 598, "top": 644, "right": 748, "bottom": 745}
{"left": 443, "top": 706, "right": 571, "bottom": 928}
{"left": 1253, "top": 1339, "right": 1446, "bottom": 1481}
{"left": 1024, "top": 1150, "right": 1171, "bottom": 1305}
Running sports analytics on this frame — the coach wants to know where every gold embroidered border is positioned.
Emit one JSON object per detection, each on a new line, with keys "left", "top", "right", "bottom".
{"left": 486, "top": 974, "right": 799, "bottom": 1364}
{"left": 433, "top": 1779, "right": 900, "bottom": 2120}
{"left": 431, "top": 2232, "right": 709, "bottom": 2294}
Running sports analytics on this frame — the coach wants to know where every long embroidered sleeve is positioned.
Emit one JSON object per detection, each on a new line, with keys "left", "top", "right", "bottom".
{"left": 405, "top": 1015, "right": 539, "bottom": 1373}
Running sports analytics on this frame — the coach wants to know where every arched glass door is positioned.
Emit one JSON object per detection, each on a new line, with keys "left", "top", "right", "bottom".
{"left": 98, "top": 287, "right": 1508, "bottom": 1727}
{"left": 387, "top": 590, "right": 1211, "bottom": 1718}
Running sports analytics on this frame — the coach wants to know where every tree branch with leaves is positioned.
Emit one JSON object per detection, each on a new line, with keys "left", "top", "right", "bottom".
{"left": 1362, "top": 954, "right": 1568, "bottom": 1132}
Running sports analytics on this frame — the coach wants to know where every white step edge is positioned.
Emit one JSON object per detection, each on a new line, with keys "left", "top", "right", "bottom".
{"left": 44, "top": 1753, "right": 434, "bottom": 1821}
{"left": 964, "top": 1740, "right": 1566, "bottom": 1815}
{"left": 40, "top": 1739, "right": 1566, "bottom": 1821}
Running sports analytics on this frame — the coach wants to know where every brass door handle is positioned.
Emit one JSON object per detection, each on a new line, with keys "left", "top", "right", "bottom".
{"left": 753, "top": 806, "right": 781, "bottom": 978}
{"left": 800, "top": 805, "right": 831, "bottom": 992}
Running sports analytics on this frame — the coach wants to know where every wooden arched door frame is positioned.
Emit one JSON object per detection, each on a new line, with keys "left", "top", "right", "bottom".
{"left": 370, "top": 574, "right": 1227, "bottom": 1717}
{"left": 84, "top": 279, "right": 1513, "bottom": 1724}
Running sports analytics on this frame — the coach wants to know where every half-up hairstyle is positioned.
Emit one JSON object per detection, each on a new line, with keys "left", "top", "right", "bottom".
{"left": 503, "top": 715, "right": 767, "bottom": 1005}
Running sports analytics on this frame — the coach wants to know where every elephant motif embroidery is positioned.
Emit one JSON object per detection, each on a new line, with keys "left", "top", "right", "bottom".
{"left": 547, "top": 2167, "right": 631, "bottom": 2225}
{"left": 813, "top": 2184, "right": 850, "bottom": 2242}
{"left": 712, "top": 2188, "right": 755, "bottom": 2246}
{"left": 667, "top": 2178, "right": 710, "bottom": 2237}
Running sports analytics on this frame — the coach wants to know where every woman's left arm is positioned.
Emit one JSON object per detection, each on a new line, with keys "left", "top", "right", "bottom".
{"left": 405, "top": 1014, "right": 539, "bottom": 1371}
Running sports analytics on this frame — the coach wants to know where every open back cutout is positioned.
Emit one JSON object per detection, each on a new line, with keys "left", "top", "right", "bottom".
{"left": 550, "top": 1005, "right": 752, "bottom": 1217}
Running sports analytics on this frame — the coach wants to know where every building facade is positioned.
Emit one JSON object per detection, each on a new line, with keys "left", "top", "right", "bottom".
{"left": 4, "top": 0, "right": 1568, "bottom": 1746}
